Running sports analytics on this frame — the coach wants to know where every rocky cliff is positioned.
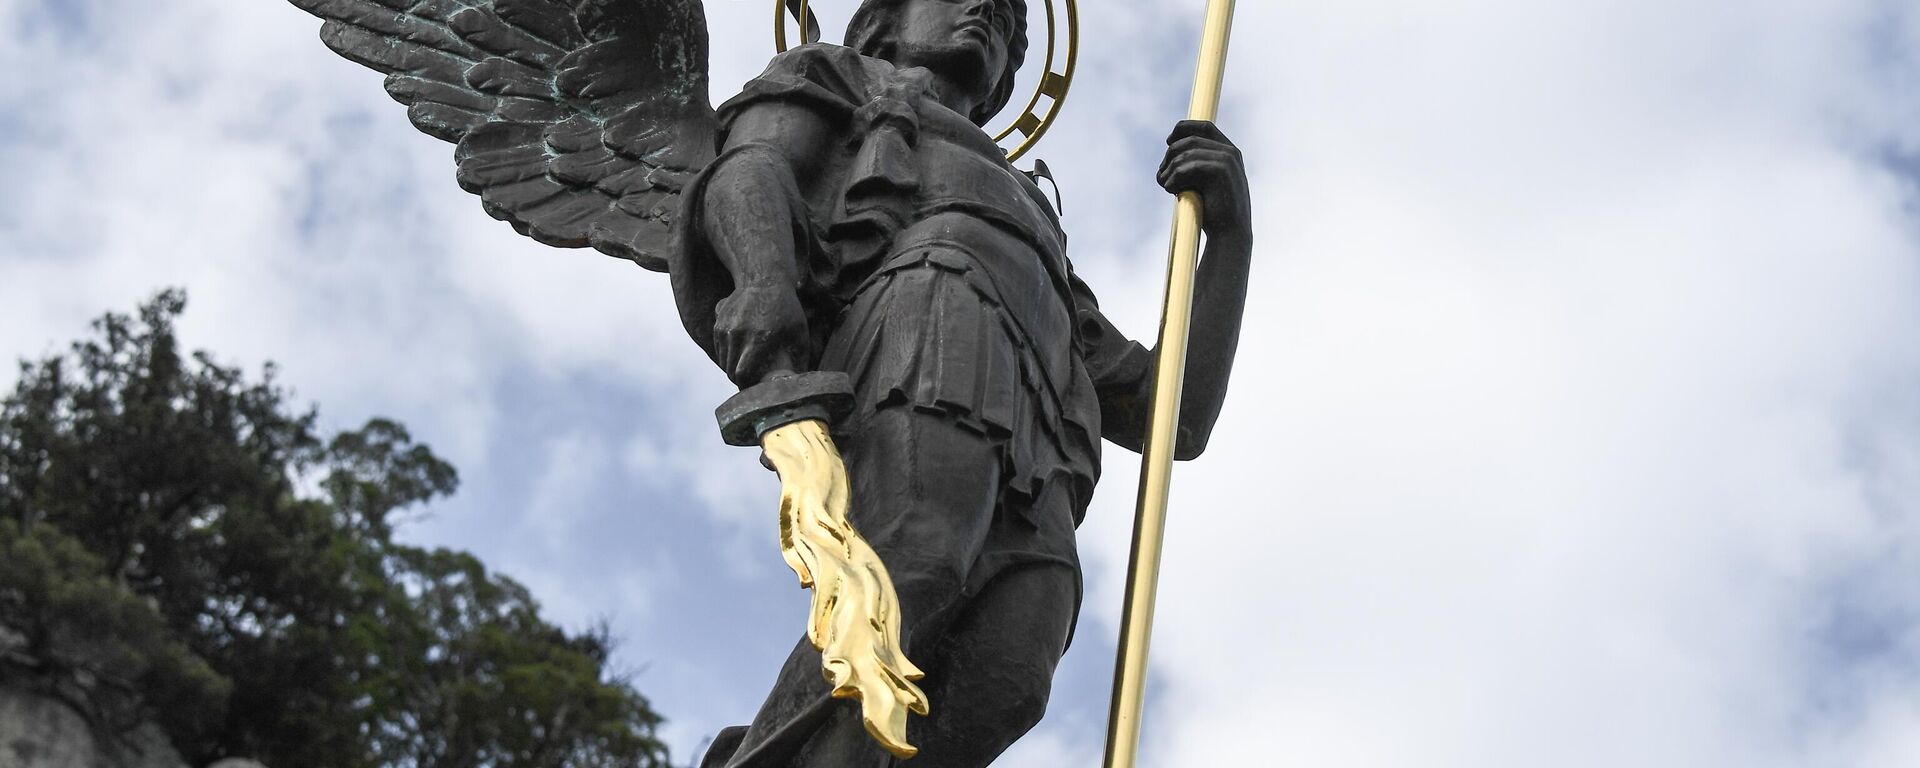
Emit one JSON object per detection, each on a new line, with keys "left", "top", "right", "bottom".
{"left": 0, "top": 682, "right": 185, "bottom": 768}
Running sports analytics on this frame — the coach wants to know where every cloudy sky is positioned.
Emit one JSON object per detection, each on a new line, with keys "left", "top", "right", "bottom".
{"left": 4, "top": 0, "right": 1920, "bottom": 765}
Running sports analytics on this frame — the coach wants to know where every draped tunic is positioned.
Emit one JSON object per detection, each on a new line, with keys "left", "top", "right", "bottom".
{"left": 672, "top": 42, "right": 1154, "bottom": 569}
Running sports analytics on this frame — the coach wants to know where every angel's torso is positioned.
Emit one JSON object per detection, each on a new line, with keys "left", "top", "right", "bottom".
{"left": 731, "top": 45, "right": 1072, "bottom": 301}
{"left": 722, "top": 44, "right": 1105, "bottom": 503}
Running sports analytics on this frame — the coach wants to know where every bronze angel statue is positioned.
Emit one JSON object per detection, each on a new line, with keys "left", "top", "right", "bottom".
{"left": 285, "top": 0, "right": 1254, "bottom": 765}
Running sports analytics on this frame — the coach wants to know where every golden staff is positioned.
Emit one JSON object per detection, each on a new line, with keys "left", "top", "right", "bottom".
{"left": 1102, "top": 1, "right": 1239, "bottom": 767}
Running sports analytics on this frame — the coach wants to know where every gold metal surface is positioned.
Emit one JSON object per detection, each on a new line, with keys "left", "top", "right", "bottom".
{"left": 760, "top": 419, "right": 929, "bottom": 759}
{"left": 989, "top": 0, "right": 1078, "bottom": 162}
{"left": 1101, "top": 2, "right": 1237, "bottom": 767}
{"left": 772, "top": 0, "right": 814, "bottom": 52}
{"left": 772, "top": 0, "right": 1079, "bottom": 162}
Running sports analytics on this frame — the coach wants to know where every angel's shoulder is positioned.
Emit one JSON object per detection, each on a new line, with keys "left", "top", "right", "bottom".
{"left": 760, "top": 42, "right": 891, "bottom": 82}
{"left": 722, "top": 44, "right": 892, "bottom": 125}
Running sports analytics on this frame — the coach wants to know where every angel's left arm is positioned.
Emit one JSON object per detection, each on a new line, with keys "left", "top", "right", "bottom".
{"left": 1085, "top": 120, "right": 1253, "bottom": 460}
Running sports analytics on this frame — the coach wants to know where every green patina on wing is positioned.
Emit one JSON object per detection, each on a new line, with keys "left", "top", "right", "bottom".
{"left": 289, "top": 0, "right": 718, "bottom": 271}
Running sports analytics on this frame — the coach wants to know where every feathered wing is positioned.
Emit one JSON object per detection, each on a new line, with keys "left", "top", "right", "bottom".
{"left": 289, "top": 0, "right": 716, "bottom": 271}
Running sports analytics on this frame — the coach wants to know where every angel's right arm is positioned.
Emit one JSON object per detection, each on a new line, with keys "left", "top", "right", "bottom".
{"left": 698, "top": 99, "right": 837, "bottom": 387}
{"left": 724, "top": 99, "right": 838, "bottom": 181}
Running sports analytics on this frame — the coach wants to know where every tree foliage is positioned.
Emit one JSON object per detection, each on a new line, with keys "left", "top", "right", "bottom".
{"left": 0, "top": 290, "right": 668, "bottom": 768}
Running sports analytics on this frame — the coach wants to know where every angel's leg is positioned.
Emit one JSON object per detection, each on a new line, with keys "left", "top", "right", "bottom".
{"left": 783, "top": 531, "right": 1077, "bottom": 768}
{"left": 903, "top": 563, "right": 1077, "bottom": 768}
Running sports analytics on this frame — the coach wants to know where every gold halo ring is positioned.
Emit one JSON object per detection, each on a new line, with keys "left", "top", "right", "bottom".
{"left": 774, "top": 0, "right": 1079, "bottom": 163}
{"left": 772, "top": 0, "right": 822, "bottom": 50}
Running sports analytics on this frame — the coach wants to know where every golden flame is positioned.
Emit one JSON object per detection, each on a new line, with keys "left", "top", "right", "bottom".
{"left": 761, "top": 419, "right": 929, "bottom": 758}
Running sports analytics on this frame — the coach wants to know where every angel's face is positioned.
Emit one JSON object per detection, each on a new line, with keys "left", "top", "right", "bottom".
{"left": 892, "top": 0, "right": 1015, "bottom": 101}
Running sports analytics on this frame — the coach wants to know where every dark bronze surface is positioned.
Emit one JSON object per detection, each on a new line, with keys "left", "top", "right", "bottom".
{"left": 283, "top": 1, "right": 1254, "bottom": 764}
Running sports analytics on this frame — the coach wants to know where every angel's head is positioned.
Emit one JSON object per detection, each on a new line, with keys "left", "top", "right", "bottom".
{"left": 846, "top": 0, "right": 1029, "bottom": 125}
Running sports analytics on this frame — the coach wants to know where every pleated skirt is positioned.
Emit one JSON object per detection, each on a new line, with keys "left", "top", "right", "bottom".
{"left": 817, "top": 242, "right": 1096, "bottom": 522}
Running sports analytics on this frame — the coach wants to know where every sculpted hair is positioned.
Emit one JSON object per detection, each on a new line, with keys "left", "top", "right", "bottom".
{"left": 845, "top": 0, "right": 1029, "bottom": 125}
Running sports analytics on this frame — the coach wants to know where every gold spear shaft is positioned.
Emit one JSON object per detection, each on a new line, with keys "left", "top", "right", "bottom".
{"left": 1102, "top": 2, "right": 1238, "bottom": 766}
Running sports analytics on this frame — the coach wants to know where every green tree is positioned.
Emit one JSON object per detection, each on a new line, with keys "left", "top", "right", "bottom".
{"left": 0, "top": 290, "right": 669, "bottom": 767}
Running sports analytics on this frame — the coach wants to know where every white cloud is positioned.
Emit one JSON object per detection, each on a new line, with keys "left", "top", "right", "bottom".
{"left": 1100, "top": 1, "right": 1920, "bottom": 766}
